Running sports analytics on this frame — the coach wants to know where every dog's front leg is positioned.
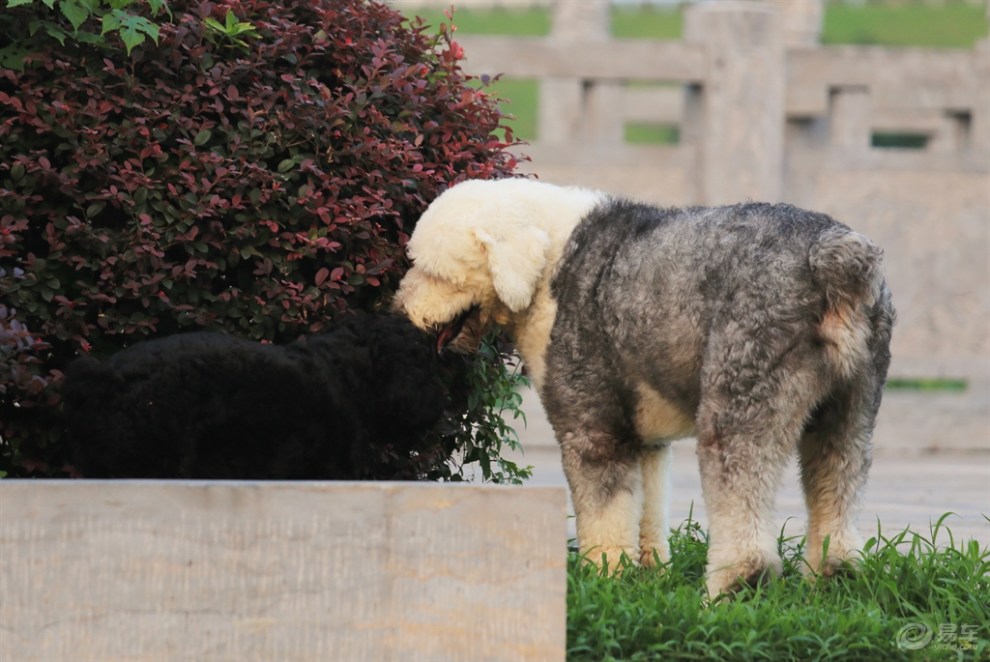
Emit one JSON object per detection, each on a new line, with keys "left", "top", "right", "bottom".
{"left": 560, "top": 432, "right": 643, "bottom": 572}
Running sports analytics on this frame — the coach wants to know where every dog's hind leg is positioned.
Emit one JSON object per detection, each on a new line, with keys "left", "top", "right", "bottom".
{"left": 800, "top": 247, "right": 892, "bottom": 579}
{"left": 696, "top": 355, "right": 826, "bottom": 598}
{"left": 798, "top": 382, "right": 880, "bottom": 578}
{"left": 639, "top": 442, "right": 672, "bottom": 567}
{"left": 559, "top": 430, "right": 643, "bottom": 572}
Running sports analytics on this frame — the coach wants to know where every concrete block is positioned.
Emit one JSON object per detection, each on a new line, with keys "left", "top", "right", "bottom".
{"left": 0, "top": 482, "right": 568, "bottom": 661}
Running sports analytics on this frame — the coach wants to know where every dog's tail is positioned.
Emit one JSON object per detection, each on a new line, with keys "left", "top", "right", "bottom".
{"left": 808, "top": 228, "right": 887, "bottom": 380}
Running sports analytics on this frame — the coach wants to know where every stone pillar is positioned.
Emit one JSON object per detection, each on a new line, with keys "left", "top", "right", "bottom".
{"left": 538, "top": 79, "right": 584, "bottom": 144}
{"left": 550, "top": 0, "right": 609, "bottom": 41}
{"left": 538, "top": 0, "right": 610, "bottom": 145}
{"left": 829, "top": 85, "right": 871, "bottom": 155}
{"left": 684, "top": 1, "right": 786, "bottom": 204}
{"left": 769, "top": 0, "right": 823, "bottom": 48}
{"left": 583, "top": 81, "right": 625, "bottom": 148}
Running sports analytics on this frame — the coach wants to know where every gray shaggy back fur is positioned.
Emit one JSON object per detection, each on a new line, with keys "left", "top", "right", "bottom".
{"left": 545, "top": 201, "right": 892, "bottom": 429}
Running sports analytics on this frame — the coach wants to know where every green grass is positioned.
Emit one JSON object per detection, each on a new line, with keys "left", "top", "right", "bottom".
{"left": 823, "top": 1, "right": 989, "bottom": 49}
{"left": 405, "top": 5, "right": 682, "bottom": 39}
{"left": 624, "top": 122, "right": 680, "bottom": 146}
{"left": 477, "top": 77, "right": 539, "bottom": 142}
{"left": 568, "top": 514, "right": 990, "bottom": 660}
{"left": 886, "top": 377, "right": 968, "bottom": 392}
{"left": 405, "top": 2, "right": 987, "bottom": 47}
{"left": 406, "top": 6, "right": 550, "bottom": 37}
{"left": 610, "top": 7, "right": 682, "bottom": 40}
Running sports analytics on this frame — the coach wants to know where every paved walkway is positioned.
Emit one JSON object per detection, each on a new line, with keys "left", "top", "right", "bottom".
{"left": 505, "top": 387, "right": 990, "bottom": 548}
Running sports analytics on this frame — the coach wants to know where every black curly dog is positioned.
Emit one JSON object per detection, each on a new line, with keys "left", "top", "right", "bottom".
{"left": 63, "top": 314, "right": 445, "bottom": 479}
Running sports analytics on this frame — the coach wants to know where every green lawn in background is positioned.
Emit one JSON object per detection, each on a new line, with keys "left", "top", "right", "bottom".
{"left": 624, "top": 122, "right": 680, "bottom": 146}
{"left": 823, "top": 0, "right": 989, "bottom": 48}
{"left": 478, "top": 77, "right": 539, "bottom": 141}
{"left": 403, "top": 3, "right": 988, "bottom": 143}
{"left": 610, "top": 6, "right": 683, "bottom": 40}
{"left": 407, "top": 2, "right": 987, "bottom": 45}
{"left": 407, "top": 6, "right": 550, "bottom": 36}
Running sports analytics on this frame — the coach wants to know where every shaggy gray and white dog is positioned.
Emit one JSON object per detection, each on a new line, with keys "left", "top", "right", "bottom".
{"left": 396, "top": 178, "right": 894, "bottom": 597}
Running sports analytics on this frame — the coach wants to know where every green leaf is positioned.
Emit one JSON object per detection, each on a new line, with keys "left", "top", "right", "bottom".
{"left": 102, "top": 10, "right": 160, "bottom": 53}
{"left": 145, "top": 0, "right": 170, "bottom": 18}
{"left": 7, "top": 0, "right": 34, "bottom": 8}
{"left": 203, "top": 17, "right": 225, "bottom": 32}
{"left": 41, "top": 21, "right": 69, "bottom": 45}
{"left": 73, "top": 31, "right": 104, "bottom": 44}
{"left": 85, "top": 202, "right": 106, "bottom": 218}
{"left": 138, "top": 19, "right": 158, "bottom": 41}
{"left": 101, "top": 12, "right": 121, "bottom": 34}
{"left": 118, "top": 25, "right": 146, "bottom": 54}
{"left": 0, "top": 46, "right": 28, "bottom": 72}
{"left": 193, "top": 129, "right": 212, "bottom": 146}
{"left": 59, "top": 0, "right": 90, "bottom": 32}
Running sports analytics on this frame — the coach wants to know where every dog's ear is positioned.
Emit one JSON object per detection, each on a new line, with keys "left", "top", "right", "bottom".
{"left": 474, "top": 226, "right": 550, "bottom": 312}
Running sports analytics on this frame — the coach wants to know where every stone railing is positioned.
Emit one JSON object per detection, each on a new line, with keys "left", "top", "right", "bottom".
{"left": 449, "top": 1, "right": 988, "bottom": 396}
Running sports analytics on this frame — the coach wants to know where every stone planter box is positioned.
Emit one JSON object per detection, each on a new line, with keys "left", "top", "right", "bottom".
{"left": 0, "top": 481, "right": 567, "bottom": 661}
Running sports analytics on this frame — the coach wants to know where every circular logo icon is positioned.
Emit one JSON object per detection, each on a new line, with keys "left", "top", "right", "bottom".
{"left": 896, "top": 622, "right": 933, "bottom": 651}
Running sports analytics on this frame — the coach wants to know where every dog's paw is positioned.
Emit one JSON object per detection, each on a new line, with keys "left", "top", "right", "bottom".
{"left": 639, "top": 541, "right": 669, "bottom": 568}
{"left": 582, "top": 545, "right": 638, "bottom": 575}
{"left": 802, "top": 542, "right": 862, "bottom": 581}
{"left": 705, "top": 550, "right": 783, "bottom": 598}
{"left": 803, "top": 530, "right": 863, "bottom": 581}
{"left": 815, "top": 556, "right": 859, "bottom": 580}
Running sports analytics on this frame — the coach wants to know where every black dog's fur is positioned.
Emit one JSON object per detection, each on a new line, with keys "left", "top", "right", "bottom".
{"left": 63, "top": 314, "right": 445, "bottom": 479}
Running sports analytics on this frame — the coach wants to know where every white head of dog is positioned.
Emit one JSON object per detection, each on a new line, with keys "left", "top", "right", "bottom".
{"left": 395, "top": 178, "right": 603, "bottom": 379}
